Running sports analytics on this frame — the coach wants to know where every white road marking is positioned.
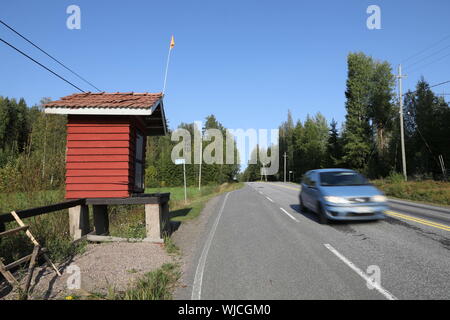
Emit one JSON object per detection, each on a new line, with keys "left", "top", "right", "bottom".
{"left": 280, "top": 207, "right": 299, "bottom": 222}
{"left": 266, "top": 196, "right": 274, "bottom": 203}
{"left": 191, "top": 192, "right": 232, "bottom": 300}
{"left": 324, "top": 244, "right": 397, "bottom": 300}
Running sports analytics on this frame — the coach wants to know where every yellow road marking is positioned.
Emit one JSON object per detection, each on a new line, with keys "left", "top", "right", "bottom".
{"left": 385, "top": 210, "right": 450, "bottom": 232}
{"left": 256, "top": 183, "right": 450, "bottom": 232}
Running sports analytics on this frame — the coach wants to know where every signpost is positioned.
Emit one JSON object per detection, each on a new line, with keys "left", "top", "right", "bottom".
{"left": 175, "top": 158, "right": 187, "bottom": 204}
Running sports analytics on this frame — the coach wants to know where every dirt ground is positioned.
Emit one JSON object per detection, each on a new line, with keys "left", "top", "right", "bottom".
{"left": 1, "top": 241, "right": 173, "bottom": 300}
{"left": 1, "top": 192, "right": 226, "bottom": 300}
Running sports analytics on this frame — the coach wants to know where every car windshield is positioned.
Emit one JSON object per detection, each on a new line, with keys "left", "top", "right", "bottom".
{"left": 319, "top": 171, "right": 369, "bottom": 186}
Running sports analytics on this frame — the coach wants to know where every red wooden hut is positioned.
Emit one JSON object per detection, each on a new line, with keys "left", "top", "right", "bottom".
{"left": 44, "top": 92, "right": 167, "bottom": 199}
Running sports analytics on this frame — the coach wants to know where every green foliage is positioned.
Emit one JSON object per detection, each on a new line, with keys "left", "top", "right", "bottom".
{"left": 0, "top": 96, "right": 66, "bottom": 193}
{"left": 372, "top": 179, "right": 450, "bottom": 206}
{"left": 107, "top": 263, "right": 180, "bottom": 300}
{"left": 404, "top": 79, "right": 450, "bottom": 179}
{"left": 145, "top": 114, "right": 240, "bottom": 187}
{"left": 0, "top": 190, "right": 86, "bottom": 264}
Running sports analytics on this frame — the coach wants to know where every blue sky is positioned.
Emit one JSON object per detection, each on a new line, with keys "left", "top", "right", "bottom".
{"left": 1, "top": 0, "right": 450, "bottom": 134}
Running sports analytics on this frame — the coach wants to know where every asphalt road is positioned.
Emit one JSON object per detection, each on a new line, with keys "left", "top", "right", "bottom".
{"left": 186, "top": 182, "right": 450, "bottom": 300}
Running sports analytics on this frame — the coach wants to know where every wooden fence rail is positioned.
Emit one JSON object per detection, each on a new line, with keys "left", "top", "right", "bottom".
{"left": 0, "top": 199, "right": 85, "bottom": 226}
{"left": 0, "top": 193, "right": 171, "bottom": 241}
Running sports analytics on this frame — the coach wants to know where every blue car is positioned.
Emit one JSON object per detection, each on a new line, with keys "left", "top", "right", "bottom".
{"left": 299, "top": 169, "right": 388, "bottom": 224}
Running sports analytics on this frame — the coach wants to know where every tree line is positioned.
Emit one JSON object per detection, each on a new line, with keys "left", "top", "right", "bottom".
{"left": 146, "top": 114, "right": 240, "bottom": 188}
{"left": 243, "top": 52, "right": 450, "bottom": 182}
{"left": 2, "top": 51, "right": 449, "bottom": 191}
{"left": 0, "top": 97, "right": 240, "bottom": 192}
{"left": 0, "top": 97, "right": 66, "bottom": 192}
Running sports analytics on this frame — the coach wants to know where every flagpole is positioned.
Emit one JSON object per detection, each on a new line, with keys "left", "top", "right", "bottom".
{"left": 163, "top": 35, "right": 174, "bottom": 95}
{"left": 162, "top": 47, "right": 172, "bottom": 95}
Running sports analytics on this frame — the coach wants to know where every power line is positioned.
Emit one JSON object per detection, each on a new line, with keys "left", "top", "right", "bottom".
{"left": 404, "top": 80, "right": 450, "bottom": 96}
{"left": 0, "top": 37, "right": 85, "bottom": 92}
{"left": 404, "top": 42, "right": 450, "bottom": 70}
{"left": 407, "top": 51, "right": 450, "bottom": 75}
{"left": 0, "top": 19, "right": 101, "bottom": 92}
{"left": 402, "top": 34, "right": 450, "bottom": 64}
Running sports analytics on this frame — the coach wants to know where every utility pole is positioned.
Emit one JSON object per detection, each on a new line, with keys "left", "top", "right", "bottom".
{"left": 397, "top": 65, "right": 407, "bottom": 182}
{"left": 198, "top": 135, "right": 202, "bottom": 191}
{"left": 183, "top": 161, "right": 187, "bottom": 204}
{"left": 283, "top": 152, "right": 287, "bottom": 183}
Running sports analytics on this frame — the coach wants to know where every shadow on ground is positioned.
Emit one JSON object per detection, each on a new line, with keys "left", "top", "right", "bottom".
{"left": 289, "top": 204, "right": 378, "bottom": 228}
{"left": 169, "top": 207, "right": 193, "bottom": 234}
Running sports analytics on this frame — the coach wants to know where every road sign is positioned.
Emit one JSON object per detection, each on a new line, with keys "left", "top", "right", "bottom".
{"left": 175, "top": 158, "right": 186, "bottom": 165}
{"left": 175, "top": 159, "right": 187, "bottom": 203}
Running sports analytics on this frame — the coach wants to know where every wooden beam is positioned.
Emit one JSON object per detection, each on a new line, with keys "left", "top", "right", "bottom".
{"left": 0, "top": 225, "right": 29, "bottom": 238}
{"left": 0, "top": 199, "right": 85, "bottom": 223}
{"left": 86, "top": 193, "right": 170, "bottom": 205}
{"left": 87, "top": 234, "right": 162, "bottom": 243}
{"left": 4, "top": 248, "right": 47, "bottom": 271}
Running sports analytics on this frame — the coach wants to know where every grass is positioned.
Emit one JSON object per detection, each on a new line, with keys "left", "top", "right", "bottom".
{"left": 0, "top": 189, "right": 87, "bottom": 265}
{"left": 372, "top": 173, "right": 450, "bottom": 206}
{"left": 147, "top": 182, "right": 244, "bottom": 223}
{"left": 0, "top": 182, "right": 243, "bottom": 300}
{"left": 108, "top": 182, "right": 244, "bottom": 240}
{"left": 85, "top": 263, "right": 180, "bottom": 300}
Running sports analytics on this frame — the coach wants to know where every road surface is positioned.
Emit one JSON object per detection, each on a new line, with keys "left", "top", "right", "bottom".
{"left": 183, "top": 182, "right": 450, "bottom": 300}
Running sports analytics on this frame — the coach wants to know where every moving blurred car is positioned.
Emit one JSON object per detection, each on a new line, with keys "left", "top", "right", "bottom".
{"left": 299, "top": 169, "right": 388, "bottom": 224}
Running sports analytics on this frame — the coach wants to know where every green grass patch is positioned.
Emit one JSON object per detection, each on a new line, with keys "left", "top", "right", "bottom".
{"left": 372, "top": 177, "right": 450, "bottom": 206}
{"left": 161, "top": 182, "right": 244, "bottom": 222}
{"left": 103, "top": 263, "right": 180, "bottom": 300}
{"left": 0, "top": 189, "right": 87, "bottom": 265}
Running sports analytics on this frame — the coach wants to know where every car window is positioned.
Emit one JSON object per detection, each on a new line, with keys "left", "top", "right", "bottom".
{"left": 310, "top": 172, "right": 318, "bottom": 186}
{"left": 319, "top": 171, "right": 369, "bottom": 186}
{"left": 302, "top": 173, "right": 312, "bottom": 186}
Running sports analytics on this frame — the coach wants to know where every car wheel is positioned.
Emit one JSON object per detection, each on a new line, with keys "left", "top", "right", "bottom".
{"left": 318, "top": 202, "right": 329, "bottom": 225}
{"left": 300, "top": 194, "right": 307, "bottom": 212}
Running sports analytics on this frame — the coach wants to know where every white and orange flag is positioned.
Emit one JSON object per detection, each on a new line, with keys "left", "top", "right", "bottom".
{"left": 170, "top": 35, "right": 175, "bottom": 49}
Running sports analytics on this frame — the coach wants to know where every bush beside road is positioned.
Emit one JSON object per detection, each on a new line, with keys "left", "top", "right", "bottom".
{"left": 372, "top": 177, "right": 450, "bottom": 207}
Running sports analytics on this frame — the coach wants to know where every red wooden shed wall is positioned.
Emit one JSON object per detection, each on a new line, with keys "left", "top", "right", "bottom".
{"left": 65, "top": 115, "right": 145, "bottom": 199}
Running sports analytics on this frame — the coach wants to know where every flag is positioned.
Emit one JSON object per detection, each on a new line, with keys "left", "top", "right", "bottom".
{"left": 170, "top": 35, "right": 175, "bottom": 49}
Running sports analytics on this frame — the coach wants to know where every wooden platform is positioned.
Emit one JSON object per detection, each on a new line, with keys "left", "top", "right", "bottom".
{"left": 0, "top": 193, "right": 171, "bottom": 243}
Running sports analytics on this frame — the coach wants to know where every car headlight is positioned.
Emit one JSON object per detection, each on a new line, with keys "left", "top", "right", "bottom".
{"left": 371, "top": 195, "right": 387, "bottom": 202}
{"left": 323, "top": 196, "right": 351, "bottom": 204}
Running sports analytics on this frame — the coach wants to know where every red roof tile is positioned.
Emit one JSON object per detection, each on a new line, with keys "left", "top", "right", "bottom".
{"left": 45, "top": 92, "right": 163, "bottom": 109}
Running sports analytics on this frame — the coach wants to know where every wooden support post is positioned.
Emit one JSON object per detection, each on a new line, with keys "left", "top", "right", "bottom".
{"left": 0, "top": 222, "right": 4, "bottom": 245}
{"left": 161, "top": 201, "right": 171, "bottom": 234}
{"left": 23, "top": 245, "right": 40, "bottom": 297}
{"left": 10, "top": 211, "right": 61, "bottom": 277}
{"left": 93, "top": 205, "right": 109, "bottom": 236}
{"left": 68, "top": 205, "right": 90, "bottom": 241}
{"left": 0, "top": 259, "right": 19, "bottom": 287}
{"left": 145, "top": 203, "right": 163, "bottom": 243}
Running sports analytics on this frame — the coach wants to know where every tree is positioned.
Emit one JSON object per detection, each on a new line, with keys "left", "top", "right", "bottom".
{"left": 342, "top": 52, "right": 374, "bottom": 172}
{"left": 326, "top": 119, "right": 342, "bottom": 167}
{"left": 404, "top": 78, "right": 450, "bottom": 178}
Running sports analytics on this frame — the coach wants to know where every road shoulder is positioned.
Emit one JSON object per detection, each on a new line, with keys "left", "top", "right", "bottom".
{"left": 171, "top": 191, "right": 229, "bottom": 299}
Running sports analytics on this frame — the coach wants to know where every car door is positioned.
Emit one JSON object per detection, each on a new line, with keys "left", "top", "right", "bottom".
{"left": 308, "top": 172, "right": 320, "bottom": 213}
{"left": 301, "top": 172, "right": 313, "bottom": 210}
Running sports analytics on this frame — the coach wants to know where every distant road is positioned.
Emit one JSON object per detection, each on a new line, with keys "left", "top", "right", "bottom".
{"left": 186, "top": 182, "right": 450, "bottom": 300}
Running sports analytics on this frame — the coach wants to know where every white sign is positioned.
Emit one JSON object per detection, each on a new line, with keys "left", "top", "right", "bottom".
{"left": 175, "top": 158, "right": 186, "bottom": 165}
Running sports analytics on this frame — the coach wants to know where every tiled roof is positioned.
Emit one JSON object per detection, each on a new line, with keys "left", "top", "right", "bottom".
{"left": 45, "top": 92, "right": 163, "bottom": 109}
